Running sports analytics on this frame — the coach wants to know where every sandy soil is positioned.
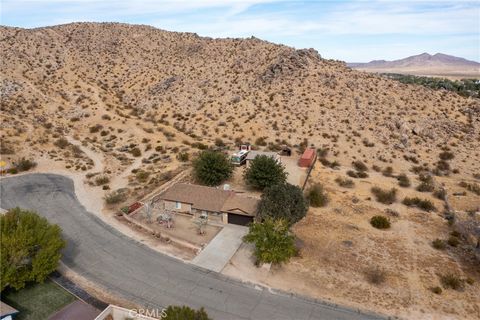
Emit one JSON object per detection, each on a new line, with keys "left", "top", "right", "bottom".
{"left": 223, "top": 164, "right": 480, "bottom": 320}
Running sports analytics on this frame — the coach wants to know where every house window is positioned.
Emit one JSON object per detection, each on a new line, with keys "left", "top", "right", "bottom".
{"left": 175, "top": 202, "right": 181, "bottom": 209}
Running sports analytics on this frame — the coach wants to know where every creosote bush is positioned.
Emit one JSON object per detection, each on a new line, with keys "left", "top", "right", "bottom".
{"left": 432, "top": 239, "right": 446, "bottom": 250}
{"left": 402, "top": 197, "right": 436, "bottom": 211}
{"left": 352, "top": 160, "right": 368, "bottom": 172}
{"left": 371, "top": 187, "right": 397, "bottom": 204}
{"left": 95, "top": 175, "right": 110, "bottom": 186}
{"left": 370, "top": 215, "right": 391, "bottom": 229}
{"left": 104, "top": 190, "right": 127, "bottom": 205}
{"left": 307, "top": 183, "right": 328, "bottom": 207}
{"left": 440, "top": 274, "right": 464, "bottom": 291}
{"left": 365, "top": 267, "right": 386, "bottom": 285}
{"left": 335, "top": 176, "right": 355, "bottom": 188}
{"left": 397, "top": 173, "right": 411, "bottom": 187}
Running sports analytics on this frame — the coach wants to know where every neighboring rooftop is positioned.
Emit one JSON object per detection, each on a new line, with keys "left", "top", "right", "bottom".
{"left": 0, "top": 301, "right": 19, "bottom": 318}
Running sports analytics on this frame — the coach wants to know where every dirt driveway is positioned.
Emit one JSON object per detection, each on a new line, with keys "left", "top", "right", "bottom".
{"left": 281, "top": 156, "right": 307, "bottom": 187}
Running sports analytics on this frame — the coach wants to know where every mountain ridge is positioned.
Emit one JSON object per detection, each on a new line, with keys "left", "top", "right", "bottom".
{"left": 348, "top": 52, "right": 479, "bottom": 79}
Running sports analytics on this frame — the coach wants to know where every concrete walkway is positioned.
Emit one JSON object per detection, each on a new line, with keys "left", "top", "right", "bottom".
{"left": 192, "top": 224, "right": 248, "bottom": 272}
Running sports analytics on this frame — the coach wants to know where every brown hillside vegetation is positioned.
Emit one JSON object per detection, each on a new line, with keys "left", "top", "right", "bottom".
{"left": 1, "top": 23, "right": 479, "bottom": 319}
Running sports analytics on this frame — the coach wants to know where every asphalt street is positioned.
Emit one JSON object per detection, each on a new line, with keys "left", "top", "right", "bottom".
{"left": 0, "top": 173, "right": 383, "bottom": 320}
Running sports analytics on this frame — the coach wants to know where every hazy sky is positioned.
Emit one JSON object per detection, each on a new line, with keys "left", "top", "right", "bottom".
{"left": 1, "top": 0, "right": 479, "bottom": 62}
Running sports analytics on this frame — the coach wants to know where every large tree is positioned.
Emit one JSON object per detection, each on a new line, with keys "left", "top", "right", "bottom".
{"left": 243, "top": 218, "right": 296, "bottom": 265}
{"left": 257, "top": 183, "right": 308, "bottom": 225}
{"left": 1, "top": 208, "right": 66, "bottom": 291}
{"left": 193, "top": 150, "right": 233, "bottom": 186}
{"left": 244, "top": 155, "right": 287, "bottom": 190}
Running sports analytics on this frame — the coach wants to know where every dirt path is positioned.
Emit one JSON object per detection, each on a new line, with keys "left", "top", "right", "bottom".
{"left": 66, "top": 136, "right": 105, "bottom": 173}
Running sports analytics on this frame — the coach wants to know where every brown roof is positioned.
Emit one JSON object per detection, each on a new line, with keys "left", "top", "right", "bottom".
{"left": 221, "top": 195, "right": 259, "bottom": 216}
{"left": 1, "top": 301, "right": 19, "bottom": 317}
{"left": 157, "top": 183, "right": 258, "bottom": 216}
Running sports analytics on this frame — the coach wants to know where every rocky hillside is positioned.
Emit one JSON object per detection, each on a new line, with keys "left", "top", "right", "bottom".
{"left": 0, "top": 22, "right": 479, "bottom": 179}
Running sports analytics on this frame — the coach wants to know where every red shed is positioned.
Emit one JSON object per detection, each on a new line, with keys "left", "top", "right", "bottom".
{"left": 299, "top": 148, "right": 316, "bottom": 167}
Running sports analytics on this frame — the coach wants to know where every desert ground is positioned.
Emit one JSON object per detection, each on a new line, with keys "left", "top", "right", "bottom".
{"left": 1, "top": 22, "right": 479, "bottom": 319}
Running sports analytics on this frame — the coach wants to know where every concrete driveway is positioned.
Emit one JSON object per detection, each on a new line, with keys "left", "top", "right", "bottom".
{"left": 192, "top": 224, "right": 247, "bottom": 272}
{"left": 0, "top": 174, "right": 382, "bottom": 320}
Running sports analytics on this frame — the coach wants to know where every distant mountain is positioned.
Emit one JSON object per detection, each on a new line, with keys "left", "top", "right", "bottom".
{"left": 348, "top": 53, "right": 480, "bottom": 79}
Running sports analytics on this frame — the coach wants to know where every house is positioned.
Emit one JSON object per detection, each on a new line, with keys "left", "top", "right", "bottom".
{"left": 299, "top": 148, "right": 316, "bottom": 167}
{"left": 245, "top": 151, "right": 281, "bottom": 168}
{"left": 1, "top": 301, "right": 19, "bottom": 320}
{"left": 154, "top": 183, "right": 259, "bottom": 226}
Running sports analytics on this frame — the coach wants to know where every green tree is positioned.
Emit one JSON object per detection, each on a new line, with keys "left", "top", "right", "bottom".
{"left": 164, "top": 305, "right": 211, "bottom": 320}
{"left": 193, "top": 150, "right": 233, "bottom": 186}
{"left": 244, "top": 155, "right": 287, "bottom": 190}
{"left": 1, "top": 208, "right": 66, "bottom": 291}
{"left": 257, "top": 183, "right": 308, "bottom": 225}
{"left": 243, "top": 218, "right": 296, "bottom": 265}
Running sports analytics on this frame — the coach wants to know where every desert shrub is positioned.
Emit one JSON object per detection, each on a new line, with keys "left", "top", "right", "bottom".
{"left": 130, "top": 147, "right": 142, "bottom": 157}
{"left": 365, "top": 267, "right": 386, "bottom": 285}
{"left": 370, "top": 215, "right": 391, "bottom": 229}
{"left": 402, "top": 197, "right": 436, "bottom": 211}
{"left": 371, "top": 187, "right": 397, "bottom": 204}
{"left": 255, "top": 137, "right": 267, "bottom": 146}
{"left": 70, "top": 145, "right": 83, "bottom": 157}
{"left": 136, "top": 170, "right": 150, "bottom": 183}
{"left": 352, "top": 160, "right": 368, "bottom": 172}
{"left": 382, "top": 166, "right": 393, "bottom": 177}
{"left": 13, "top": 158, "right": 37, "bottom": 172}
{"left": 319, "top": 158, "right": 340, "bottom": 169}
{"left": 193, "top": 150, "right": 233, "bottom": 186}
{"left": 431, "top": 286, "right": 442, "bottom": 294}
{"left": 447, "top": 236, "right": 460, "bottom": 247}
{"left": 244, "top": 155, "right": 287, "bottom": 190}
{"left": 54, "top": 137, "right": 69, "bottom": 149}
{"left": 416, "top": 174, "right": 435, "bottom": 192}
{"left": 95, "top": 175, "right": 110, "bottom": 186}
{"left": 258, "top": 183, "right": 307, "bottom": 225}
{"left": 307, "top": 183, "right": 328, "bottom": 207}
{"left": 177, "top": 152, "right": 189, "bottom": 162}
{"left": 439, "top": 151, "right": 454, "bottom": 161}
{"left": 214, "top": 138, "right": 225, "bottom": 147}
{"left": 89, "top": 124, "right": 102, "bottom": 133}
{"left": 335, "top": 177, "right": 355, "bottom": 188}
{"left": 0, "top": 142, "right": 15, "bottom": 154}
{"left": 316, "top": 147, "right": 329, "bottom": 158}
{"left": 104, "top": 190, "right": 127, "bottom": 204}
{"left": 347, "top": 170, "right": 369, "bottom": 179}
{"left": 397, "top": 174, "right": 411, "bottom": 187}
{"left": 432, "top": 239, "right": 446, "bottom": 250}
{"left": 459, "top": 181, "right": 480, "bottom": 195}
{"left": 433, "top": 188, "right": 446, "bottom": 200}
{"left": 440, "top": 274, "right": 464, "bottom": 290}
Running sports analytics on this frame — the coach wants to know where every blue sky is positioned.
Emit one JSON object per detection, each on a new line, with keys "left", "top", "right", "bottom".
{"left": 1, "top": 0, "right": 479, "bottom": 62}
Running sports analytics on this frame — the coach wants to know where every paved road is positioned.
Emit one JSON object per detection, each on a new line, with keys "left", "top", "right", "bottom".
{"left": 0, "top": 174, "right": 382, "bottom": 320}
